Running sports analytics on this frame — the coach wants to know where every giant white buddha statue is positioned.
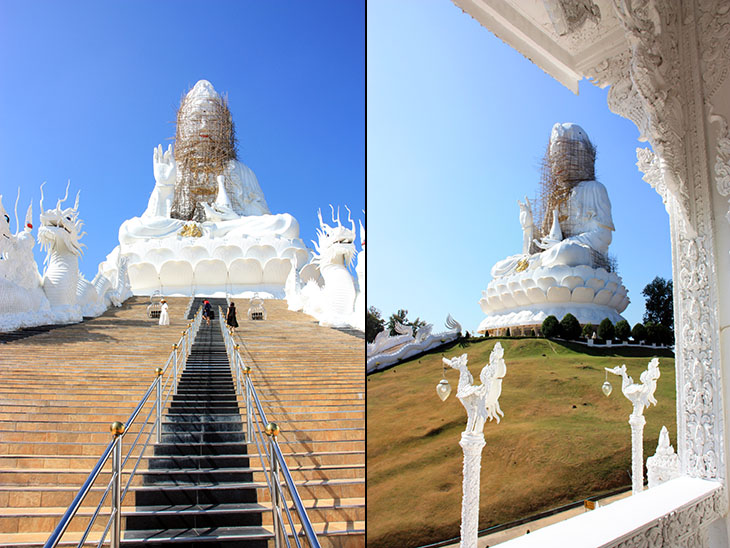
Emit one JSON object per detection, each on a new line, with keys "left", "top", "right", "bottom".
{"left": 101, "top": 80, "right": 310, "bottom": 297}
{"left": 478, "top": 123, "right": 629, "bottom": 335}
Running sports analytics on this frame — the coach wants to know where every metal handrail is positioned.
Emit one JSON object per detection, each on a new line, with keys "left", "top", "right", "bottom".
{"left": 44, "top": 305, "right": 204, "bottom": 548}
{"left": 218, "top": 308, "right": 321, "bottom": 548}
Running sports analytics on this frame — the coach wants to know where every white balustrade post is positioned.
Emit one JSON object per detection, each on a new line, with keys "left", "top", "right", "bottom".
{"left": 441, "top": 343, "right": 507, "bottom": 548}
{"left": 605, "top": 358, "right": 660, "bottom": 495}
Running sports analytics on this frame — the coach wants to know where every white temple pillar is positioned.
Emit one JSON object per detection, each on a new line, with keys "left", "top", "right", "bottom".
{"left": 459, "top": 432, "right": 486, "bottom": 548}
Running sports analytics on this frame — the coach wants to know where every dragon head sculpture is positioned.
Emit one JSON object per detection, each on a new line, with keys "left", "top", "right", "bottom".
{"left": 37, "top": 182, "right": 86, "bottom": 256}
{"left": 312, "top": 205, "right": 357, "bottom": 268}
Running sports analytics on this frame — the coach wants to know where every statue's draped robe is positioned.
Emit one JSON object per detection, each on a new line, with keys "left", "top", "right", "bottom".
{"left": 491, "top": 180, "right": 614, "bottom": 278}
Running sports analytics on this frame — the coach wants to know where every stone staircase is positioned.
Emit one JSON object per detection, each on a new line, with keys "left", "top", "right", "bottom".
{"left": 0, "top": 296, "right": 364, "bottom": 547}
{"left": 227, "top": 298, "right": 365, "bottom": 546}
{"left": 0, "top": 296, "right": 188, "bottom": 546}
{"left": 124, "top": 306, "right": 269, "bottom": 546}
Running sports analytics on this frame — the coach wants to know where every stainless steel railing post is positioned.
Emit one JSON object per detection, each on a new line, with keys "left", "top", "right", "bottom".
{"left": 187, "top": 322, "right": 193, "bottom": 356}
{"left": 266, "top": 422, "right": 283, "bottom": 548}
{"left": 110, "top": 421, "right": 125, "bottom": 548}
{"left": 155, "top": 367, "right": 163, "bottom": 443}
{"left": 234, "top": 345, "right": 241, "bottom": 396}
{"left": 172, "top": 343, "right": 179, "bottom": 394}
{"left": 244, "top": 365, "right": 253, "bottom": 440}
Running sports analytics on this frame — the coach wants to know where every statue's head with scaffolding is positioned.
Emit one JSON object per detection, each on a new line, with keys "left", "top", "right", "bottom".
{"left": 171, "top": 80, "right": 238, "bottom": 221}
{"left": 534, "top": 122, "right": 598, "bottom": 240}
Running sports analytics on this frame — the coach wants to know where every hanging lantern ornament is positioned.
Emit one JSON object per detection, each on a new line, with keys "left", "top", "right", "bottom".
{"left": 437, "top": 362, "right": 452, "bottom": 401}
{"left": 602, "top": 369, "right": 613, "bottom": 397}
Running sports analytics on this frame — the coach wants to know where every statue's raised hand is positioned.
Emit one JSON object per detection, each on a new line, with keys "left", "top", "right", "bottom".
{"left": 144, "top": 144, "right": 176, "bottom": 218}
{"left": 518, "top": 196, "right": 533, "bottom": 230}
{"left": 153, "top": 144, "right": 176, "bottom": 187}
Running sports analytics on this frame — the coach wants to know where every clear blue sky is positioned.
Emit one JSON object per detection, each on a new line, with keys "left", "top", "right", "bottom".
{"left": 367, "top": 0, "right": 672, "bottom": 333}
{"left": 0, "top": 2, "right": 364, "bottom": 281}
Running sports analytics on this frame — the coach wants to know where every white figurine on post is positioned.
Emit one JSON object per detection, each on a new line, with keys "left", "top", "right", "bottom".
{"left": 442, "top": 343, "right": 507, "bottom": 548}
{"left": 605, "top": 358, "right": 660, "bottom": 494}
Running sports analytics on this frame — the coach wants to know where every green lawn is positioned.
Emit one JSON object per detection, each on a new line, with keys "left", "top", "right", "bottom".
{"left": 366, "top": 337, "right": 676, "bottom": 548}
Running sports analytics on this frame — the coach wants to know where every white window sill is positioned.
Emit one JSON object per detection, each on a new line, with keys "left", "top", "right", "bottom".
{"left": 497, "top": 477, "right": 723, "bottom": 547}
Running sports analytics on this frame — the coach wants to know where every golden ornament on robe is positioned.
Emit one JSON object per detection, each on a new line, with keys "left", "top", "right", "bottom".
{"left": 515, "top": 258, "right": 529, "bottom": 272}
{"left": 178, "top": 223, "right": 203, "bottom": 238}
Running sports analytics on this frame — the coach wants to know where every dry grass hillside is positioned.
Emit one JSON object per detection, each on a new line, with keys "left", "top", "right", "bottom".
{"left": 367, "top": 337, "right": 675, "bottom": 548}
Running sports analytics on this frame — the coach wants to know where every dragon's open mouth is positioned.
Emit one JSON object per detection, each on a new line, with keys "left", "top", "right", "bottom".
{"left": 47, "top": 221, "right": 72, "bottom": 234}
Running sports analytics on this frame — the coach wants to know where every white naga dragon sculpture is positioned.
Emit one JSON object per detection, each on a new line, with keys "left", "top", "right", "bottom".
{"left": 38, "top": 183, "right": 87, "bottom": 319}
{"left": 288, "top": 205, "right": 363, "bottom": 329}
{"left": 37, "top": 182, "right": 131, "bottom": 320}
{"left": 0, "top": 191, "right": 56, "bottom": 332}
{"left": 366, "top": 314, "right": 463, "bottom": 373}
{"left": 0, "top": 182, "right": 132, "bottom": 332}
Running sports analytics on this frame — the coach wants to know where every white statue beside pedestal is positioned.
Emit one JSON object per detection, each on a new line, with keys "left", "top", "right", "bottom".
{"left": 479, "top": 123, "right": 629, "bottom": 334}
{"left": 606, "top": 358, "right": 661, "bottom": 494}
{"left": 101, "top": 80, "right": 309, "bottom": 298}
{"left": 442, "top": 344, "right": 507, "bottom": 548}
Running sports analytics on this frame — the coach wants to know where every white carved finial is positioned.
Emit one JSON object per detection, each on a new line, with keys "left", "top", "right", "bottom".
{"left": 647, "top": 425, "right": 679, "bottom": 489}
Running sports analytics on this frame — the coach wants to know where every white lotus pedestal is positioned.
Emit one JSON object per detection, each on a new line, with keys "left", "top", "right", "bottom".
{"left": 459, "top": 432, "right": 487, "bottom": 548}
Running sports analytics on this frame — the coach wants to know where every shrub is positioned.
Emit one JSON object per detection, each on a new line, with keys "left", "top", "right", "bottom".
{"left": 631, "top": 323, "right": 647, "bottom": 343}
{"left": 657, "top": 324, "right": 674, "bottom": 346}
{"left": 560, "top": 313, "right": 581, "bottom": 340}
{"left": 645, "top": 322, "right": 660, "bottom": 344}
{"left": 582, "top": 323, "right": 595, "bottom": 338}
{"left": 598, "top": 318, "right": 615, "bottom": 341}
{"left": 530, "top": 329, "right": 536, "bottom": 337}
{"left": 505, "top": 327, "right": 511, "bottom": 337}
{"left": 615, "top": 320, "right": 631, "bottom": 341}
{"left": 541, "top": 315, "right": 561, "bottom": 338}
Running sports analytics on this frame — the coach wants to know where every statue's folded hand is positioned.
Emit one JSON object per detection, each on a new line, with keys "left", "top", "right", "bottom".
{"left": 533, "top": 236, "right": 560, "bottom": 250}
